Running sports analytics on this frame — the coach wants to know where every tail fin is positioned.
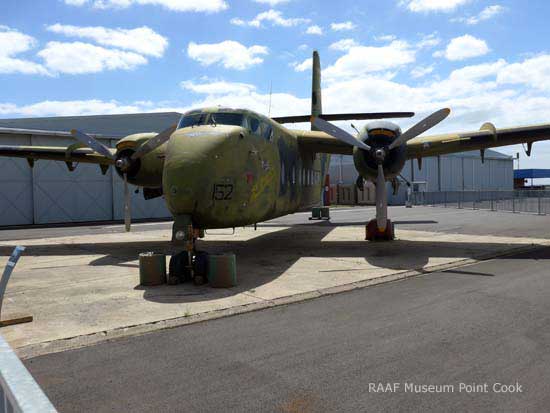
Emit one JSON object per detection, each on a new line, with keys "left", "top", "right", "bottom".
{"left": 311, "top": 50, "right": 322, "bottom": 129}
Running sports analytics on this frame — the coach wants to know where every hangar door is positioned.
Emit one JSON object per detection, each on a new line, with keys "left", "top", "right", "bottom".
{"left": 31, "top": 135, "right": 114, "bottom": 224}
{"left": 0, "top": 133, "right": 33, "bottom": 226}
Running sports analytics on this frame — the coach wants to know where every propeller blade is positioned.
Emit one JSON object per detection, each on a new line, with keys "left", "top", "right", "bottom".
{"left": 311, "top": 117, "right": 371, "bottom": 151}
{"left": 376, "top": 164, "right": 388, "bottom": 232}
{"left": 388, "top": 108, "right": 450, "bottom": 150}
{"left": 123, "top": 173, "right": 131, "bottom": 232}
{"left": 131, "top": 124, "right": 177, "bottom": 160}
{"left": 71, "top": 129, "right": 116, "bottom": 160}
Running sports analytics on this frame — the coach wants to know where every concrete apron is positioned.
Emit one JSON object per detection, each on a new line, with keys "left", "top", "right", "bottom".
{"left": 0, "top": 225, "right": 548, "bottom": 359}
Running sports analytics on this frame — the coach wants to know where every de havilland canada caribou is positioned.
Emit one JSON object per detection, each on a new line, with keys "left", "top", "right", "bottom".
{"left": 1, "top": 51, "right": 550, "bottom": 276}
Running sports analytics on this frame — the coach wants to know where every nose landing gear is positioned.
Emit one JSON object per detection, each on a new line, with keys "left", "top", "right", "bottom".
{"left": 170, "top": 215, "right": 207, "bottom": 285}
{"left": 366, "top": 219, "right": 395, "bottom": 241}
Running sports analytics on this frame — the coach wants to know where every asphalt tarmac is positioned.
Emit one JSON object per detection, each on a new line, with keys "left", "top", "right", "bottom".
{"left": 20, "top": 207, "right": 550, "bottom": 412}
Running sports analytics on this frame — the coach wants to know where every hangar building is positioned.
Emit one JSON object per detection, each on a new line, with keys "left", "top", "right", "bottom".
{"left": 0, "top": 113, "right": 180, "bottom": 227}
{"left": 0, "top": 113, "right": 513, "bottom": 226}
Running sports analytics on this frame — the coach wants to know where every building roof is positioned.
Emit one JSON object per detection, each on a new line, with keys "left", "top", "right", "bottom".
{"left": 514, "top": 169, "right": 550, "bottom": 179}
{"left": 0, "top": 112, "right": 182, "bottom": 138}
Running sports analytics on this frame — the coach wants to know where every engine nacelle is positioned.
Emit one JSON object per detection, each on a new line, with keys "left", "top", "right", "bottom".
{"left": 352, "top": 121, "right": 407, "bottom": 182}
{"left": 114, "top": 133, "right": 166, "bottom": 188}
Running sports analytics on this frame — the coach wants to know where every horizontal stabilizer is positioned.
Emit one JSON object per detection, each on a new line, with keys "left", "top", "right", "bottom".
{"left": 273, "top": 112, "right": 414, "bottom": 124}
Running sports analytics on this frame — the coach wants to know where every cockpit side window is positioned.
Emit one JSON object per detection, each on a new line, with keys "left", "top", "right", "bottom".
{"left": 262, "top": 123, "right": 273, "bottom": 141}
{"left": 249, "top": 117, "right": 261, "bottom": 135}
{"left": 178, "top": 113, "right": 206, "bottom": 129}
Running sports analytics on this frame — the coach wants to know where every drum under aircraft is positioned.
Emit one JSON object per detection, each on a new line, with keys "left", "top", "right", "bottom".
{"left": 1, "top": 51, "right": 550, "bottom": 266}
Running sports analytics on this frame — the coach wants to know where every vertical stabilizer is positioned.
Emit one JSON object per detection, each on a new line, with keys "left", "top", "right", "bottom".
{"left": 311, "top": 50, "right": 322, "bottom": 129}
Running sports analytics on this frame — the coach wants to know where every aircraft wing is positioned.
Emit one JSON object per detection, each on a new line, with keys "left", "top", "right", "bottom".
{"left": 406, "top": 123, "right": 550, "bottom": 159}
{"left": 0, "top": 127, "right": 116, "bottom": 165}
{"left": 294, "top": 130, "right": 353, "bottom": 155}
{"left": 274, "top": 112, "right": 414, "bottom": 124}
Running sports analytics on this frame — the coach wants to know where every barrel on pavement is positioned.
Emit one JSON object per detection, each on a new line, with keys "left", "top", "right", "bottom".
{"left": 208, "top": 254, "right": 237, "bottom": 288}
{"left": 139, "top": 252, "right": 167, "bottom": 286}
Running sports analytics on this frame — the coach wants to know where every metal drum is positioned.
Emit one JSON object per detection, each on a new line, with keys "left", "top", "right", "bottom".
{"left": 139, "top": 252, "right": 167, "bottom": 286}
{"left": 207, "top": 254, "right": 237, "bottom": 288}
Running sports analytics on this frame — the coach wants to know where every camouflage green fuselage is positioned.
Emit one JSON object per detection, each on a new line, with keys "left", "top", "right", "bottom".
{"left": 120, "top": 108, "right": 329, "bottom": 229}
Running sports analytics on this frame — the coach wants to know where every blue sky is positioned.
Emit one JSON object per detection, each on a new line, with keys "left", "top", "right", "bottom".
{"left": 2, "top": 0, "right": 550, "bottom": 168}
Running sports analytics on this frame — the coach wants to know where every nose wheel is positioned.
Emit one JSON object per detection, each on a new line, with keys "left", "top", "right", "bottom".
{"left": 169, "top": 219, "right": 208, "bottom": 285}
{"left": 366, "top": 219, "right": 395, "bottom": 241}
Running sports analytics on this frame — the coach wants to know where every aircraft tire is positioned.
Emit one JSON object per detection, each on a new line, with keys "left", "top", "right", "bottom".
{"left": 169, "top": 251, "right": 192, "bottom": 282}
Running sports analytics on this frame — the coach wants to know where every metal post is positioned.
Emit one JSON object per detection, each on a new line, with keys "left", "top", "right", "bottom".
{"left": 538, "top": 191, "right": 542, "bottom": 215}
{"left": 0, "top": 246, "right": 26, "bottom": 323}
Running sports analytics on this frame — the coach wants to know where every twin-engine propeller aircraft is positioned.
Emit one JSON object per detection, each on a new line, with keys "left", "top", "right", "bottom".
{"left": 1, "top": 50, "right": 550, "bottom": 275}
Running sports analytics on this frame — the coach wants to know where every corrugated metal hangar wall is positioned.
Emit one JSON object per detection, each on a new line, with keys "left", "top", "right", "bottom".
{"left": 329, "top": 150, "right": 514, "bottom": 205}
{"left": 0, "top": 113, "right": 181, "bottom": 226}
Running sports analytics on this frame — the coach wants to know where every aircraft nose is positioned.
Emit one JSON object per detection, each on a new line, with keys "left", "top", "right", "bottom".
{"left": 162, "top": 128, "right": 232, "bottom": 216}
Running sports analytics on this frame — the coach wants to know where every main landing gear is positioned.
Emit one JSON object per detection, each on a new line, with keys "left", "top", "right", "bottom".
{"left": 366, "top": 219, "right": 395, "bottom": 241}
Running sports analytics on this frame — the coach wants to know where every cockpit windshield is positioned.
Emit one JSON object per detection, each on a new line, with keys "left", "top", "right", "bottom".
{"left": 178, "top": 113, "right": 207, "bottom": 129}
{"left": 209, "top": 113, "right": 245, "bottom": 127}
{"left": 178, "top": 112, "right": 246, "bottom": 130}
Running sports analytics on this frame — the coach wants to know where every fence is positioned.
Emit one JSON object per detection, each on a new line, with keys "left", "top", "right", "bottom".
{"left": 0, "top": 335, "right": 57, "bottom": 412}
{"left": 411, "top": 190, "right": 550, "bottom": 215}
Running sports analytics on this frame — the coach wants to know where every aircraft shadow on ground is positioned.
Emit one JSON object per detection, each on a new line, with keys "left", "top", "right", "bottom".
{"left": 0, "top": 223, "right": 543, "bottom": 304}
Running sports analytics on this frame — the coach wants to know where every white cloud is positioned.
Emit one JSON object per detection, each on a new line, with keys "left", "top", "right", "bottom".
{"left": 438, "top": 34, "right": 490, "bottom": 61}
{"left": 330, "top": 21, "right": 356, "bottom": 31}
{"left": 497, "top": 55, "right": 550, "bottom": 91}
{"left": 410, "top": 65, "right": 434, "bottom": 78}
{"left": 453, "top": 4, "right": 505, "bottom": 25}
{"left": 38, "top": 41, "right": 148, "bottom": 74}
{"left": 253, "top": 0, "right": 289, "bottom": 5}
{"left": 181, "top": 79, "right": 256, "bottom": 95}
{"left": 231, "top": 9, "right": 310, "bottom": 28}
{"left": 374, "top": 34, "right": 397, "bottom": 42}
{"left": 46, "top": 24, "right": 168, "bottom": 58}
{"left": 0, "top": 27, "right": 50, "bottom": 75}
{"left": 329, "top": 39, "right": 359, "bottom": 51}
{"left": 292, "top": 58, "right": 312, "bottom": 72}
{"left": 0, "top": 99, "right": 155, "bottom": 117}
{"left": 306, "top": 25, "right": 323, "bottom": 35}
{"left": 63, "top": 0, "right": 228, "bottom": 12}
{"left": 187, "top": 41, "right": 268, "bottom": 70}
{"left": 416, "top": 33, "right": 441, "bottom": 49}
{"left": 400, "top": 0, "right": 471, "bottom": 12}
{"left": 323, "top": 41, "right": 416, "bottom": 80}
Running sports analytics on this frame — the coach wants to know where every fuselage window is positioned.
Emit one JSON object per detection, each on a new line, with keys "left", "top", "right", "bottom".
{"left": 178, "top": 113, "right": 207, "bottom": 129}
{"left": 210, "top": 113, "right": 245, "bottom": 127}
{"left": 249, "top": 117, "right": 261, "bottom": 135}
{"left": 262, "top": 123, "right": 273, "bottom": 141}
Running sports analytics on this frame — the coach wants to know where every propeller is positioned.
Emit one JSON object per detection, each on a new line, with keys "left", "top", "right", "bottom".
{"left": 388, "top": 108, "right": 450, "bottom": 150}
{"left": 130, "top": 124, "right": 177, "bottom": 160}
{"left": 312, "top": 108, "right": 451, "bottom": 234}
{"left": 71, "top": 125, "right": 177, "bottom": 232}
{"left": 311, "top": 116, "right": 370, "bottom": 151}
